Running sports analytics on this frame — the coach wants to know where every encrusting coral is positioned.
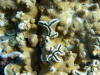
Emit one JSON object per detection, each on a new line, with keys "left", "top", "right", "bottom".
{"left": 0, "top": 0, "right": 100, "bottom": 75}
{"left": 0, "top": 0, "right": 17, "bottom": 9}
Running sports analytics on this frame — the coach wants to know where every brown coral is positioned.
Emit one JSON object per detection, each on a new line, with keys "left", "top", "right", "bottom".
{"left": 0, "top": 0, "right": 17, "bottom": 9}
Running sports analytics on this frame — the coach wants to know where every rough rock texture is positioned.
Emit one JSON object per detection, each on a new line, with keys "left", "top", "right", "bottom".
{"left": 0, "top": 0, "right": 100, "bottom": 75}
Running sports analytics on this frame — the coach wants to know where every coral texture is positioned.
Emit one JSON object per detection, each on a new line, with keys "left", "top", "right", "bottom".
{"left": 0, "top": 0, "right": 100, "bottom": 75}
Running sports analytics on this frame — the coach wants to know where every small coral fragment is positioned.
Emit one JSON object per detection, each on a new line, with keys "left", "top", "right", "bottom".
{"left": 18, "top": 20, "right": 31, "bottom": 30}
{"left": 15, "top": 11, "right": 25, "bottom": 20}
{"left": 28, "top": 34, "right": 38, "bottom": 47}
{"left": 0, "top": 13, "right": 8, "bottom": 27}
{"left": 0, "top": 0, "right": 17, "bottom": 9}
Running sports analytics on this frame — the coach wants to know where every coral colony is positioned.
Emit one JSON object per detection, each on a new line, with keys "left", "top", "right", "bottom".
{"left": 1, "top": 0, "right": 100, "bottom": 75}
